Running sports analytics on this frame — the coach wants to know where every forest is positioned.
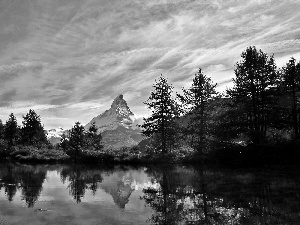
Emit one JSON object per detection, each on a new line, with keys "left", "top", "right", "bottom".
{"left": 1, "top": 46, "right": 300, "bottom": 165}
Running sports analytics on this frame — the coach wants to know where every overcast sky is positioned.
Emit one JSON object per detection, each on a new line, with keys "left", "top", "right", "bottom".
{"left": 0, "top": 0, "right": 300, "bottom": 129}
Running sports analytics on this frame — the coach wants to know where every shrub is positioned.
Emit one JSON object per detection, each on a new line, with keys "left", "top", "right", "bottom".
{"left": 9, "top": 145, "right": 70, "bottom": 162}
{"left": 0, "top": 139, "right": 9, "bottom": 159}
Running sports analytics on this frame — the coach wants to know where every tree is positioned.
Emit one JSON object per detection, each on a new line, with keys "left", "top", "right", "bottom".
{"left": 178, "top": 69, "right": 217, "bottom": 154}
{"left": 4, "top": 113, "right": 20, "bottom": 146}
{"left": 59, "top": 133, "right": 70, "bottom": 151}
{"left": 68, "top": 121, "right": 85, "bottom": 161}
{"left": 0, "top": 119, "right": 4, "bottom": 140}
{"left": 227, "top": 46, "right": 278, "bottom": 143}
{"left": 63, "top": 122, "right": 103, "bottom": 161}
{"left": 281, "top": 57, "right": 300, "bottom": 139}
{"left": 21, "top": 109, "right": 48, "bottom": 147}
{"left": 141, "top": 75, "right": 180, "bottom": 154}
{"left": 85, "top": 122, "right": 103, "bottom": 150}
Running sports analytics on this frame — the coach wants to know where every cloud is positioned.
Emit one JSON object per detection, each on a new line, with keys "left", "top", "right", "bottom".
{"left": 0, "top": 89, "right": 17, "bottom": 107}
{"left": 0, "top": 0, "right": 300, "bottom": 128}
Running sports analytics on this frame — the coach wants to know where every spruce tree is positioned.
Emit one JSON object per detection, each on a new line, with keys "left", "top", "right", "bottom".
{"left": 281, "top": 57, "right": 300, "bottom": 139}
{"left": 141, "top": 75, "right": 179, "bottom": 154}
{"left": 227, "top": 46, "right": 278, "bottom": 143}
{"left": 68, "top": 121, "right": 85, "bottom": 160}
{"left": 21, "top": 109, "right": 47, "bottom": 147}
{"left": 178, "top": 69, "right": 217, "bottom": 154}
{"left": 4, "top": 113, "right": 20, "bottom": 146}
{"left": 0, "top": 119, "right": 4, "bottom": 140}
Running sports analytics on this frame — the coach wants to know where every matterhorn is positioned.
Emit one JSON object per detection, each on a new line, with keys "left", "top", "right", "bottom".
{"left": 85, "top": 94, "right": 135, "bottom": 132}
{"left": 84, "top": 95, "right": 143, "bottom": 149}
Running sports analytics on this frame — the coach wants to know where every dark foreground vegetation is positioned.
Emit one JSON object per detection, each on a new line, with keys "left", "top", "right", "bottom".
{"left": 1, "top": 46, "right": 300, "bottom": 166}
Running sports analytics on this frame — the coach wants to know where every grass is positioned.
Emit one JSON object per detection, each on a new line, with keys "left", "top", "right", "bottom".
{"left": 9, "top": 146, "right": 70, "bottom": 163}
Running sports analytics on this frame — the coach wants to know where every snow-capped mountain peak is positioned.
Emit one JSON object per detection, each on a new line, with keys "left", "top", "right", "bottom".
{"left": 84, "top": 94, "right": 137, "bottom": 132}
{"left": 46, "top": 127, "right": 64, "bottom": 139}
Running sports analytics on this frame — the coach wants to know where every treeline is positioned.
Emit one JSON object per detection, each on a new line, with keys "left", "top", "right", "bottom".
{"left": 0, "top": 110, "right": 48, "bottom": 150}
{"left": 59, "top": 121, "right": 104, "bottom": 161}
{"left": 0, "top": 111, "right": 104, "bottom": 162}
{"left": 141, "top": 46, "right": 300, "bottom": 162}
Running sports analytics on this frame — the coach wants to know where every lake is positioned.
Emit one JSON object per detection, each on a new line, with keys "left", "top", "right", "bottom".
{"left": 0, "top": 163, "right": 300, "bottom": 225}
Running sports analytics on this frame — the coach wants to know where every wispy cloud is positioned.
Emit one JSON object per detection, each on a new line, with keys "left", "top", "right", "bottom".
{"left": 0, "top": 0, "right": 300, "bottom": 128}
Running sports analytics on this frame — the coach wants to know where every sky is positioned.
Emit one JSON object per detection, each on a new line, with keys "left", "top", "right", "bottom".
{"left": 0, "top": 0, "right": 300, "bottom": 129}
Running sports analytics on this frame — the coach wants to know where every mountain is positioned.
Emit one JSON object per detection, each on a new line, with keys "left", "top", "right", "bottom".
{"left": 46, "top": 128, "right": 65, "bottom": 145}
{"left": 85, "top": 94, "right": 144, "bottom": 149}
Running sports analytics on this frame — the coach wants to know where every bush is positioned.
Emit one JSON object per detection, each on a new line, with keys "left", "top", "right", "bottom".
{"left": 9, "top": 145, "right": 70, "bottom": 162}
{"left": 0, "top": 139, "right": 9, "bottom": 159}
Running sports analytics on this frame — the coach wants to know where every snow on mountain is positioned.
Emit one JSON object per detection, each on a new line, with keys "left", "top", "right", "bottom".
{"left": 46, "top": 95, "right": 144, "bottom": 148}
{"left": 84, "top": 94, "right": 138, "bottom": 132}
{"left": 46, "top": 127, "right": 66, "bottom": 145}
{"left": 46, "top": 127, "right": 65, "bottom": 139}
{"left": 85, "top": 94, "right": 144, "bottom": 149}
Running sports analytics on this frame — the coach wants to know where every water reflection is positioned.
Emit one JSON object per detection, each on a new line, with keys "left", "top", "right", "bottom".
{"left": 142, "top": 166, "right": 300, "bottom": 224}
{"left": 0, "top": 163, "right": 300, "bottom": 224}
{"left": 60, "top": 165, "right": 103, "bottom": 203}
{"left": 99, "top": 168, "right": 136, "bottom": 208}
{"left": 0, "top": 163, "right": 46, "bottom": 207}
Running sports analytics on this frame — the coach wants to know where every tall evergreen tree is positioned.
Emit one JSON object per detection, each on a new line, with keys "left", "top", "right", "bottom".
{"left": 4, "top": 113, "right": 20, "bottom": 146}
{"left": 227, "top": 46, "right": 278, "bottom": 143}
{"left": 281, "top": 57, "right": 300, "bottom": 139}
{"left": 178, "top": 69, "right": 217, "bottom": 154}
{"left": 141, "top": 75, "right": 179, "bottom": 154}
{"left": 0, "top": 119, "right": 4, "bottom": 140}
{"left": 21, "top": 109, "right": 47, "bottom": 146}
{"left": 68, "top": 121, "right": 85, "bottom": 161}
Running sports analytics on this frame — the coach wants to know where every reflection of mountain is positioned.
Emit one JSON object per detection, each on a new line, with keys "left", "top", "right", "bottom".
{"left": 100, "top": 171, "right": 135, "bottom": 209}
{"left": 85, "top": 95, "right": 143, "bottom": 149}
{"left": 1, "top": 164, "right": 299, "bottom": 224}
{"left": 60, "top": 165, "right": 152, "bottom": 208}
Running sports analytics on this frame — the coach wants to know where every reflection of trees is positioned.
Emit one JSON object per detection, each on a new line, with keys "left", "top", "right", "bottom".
{"left": 60, "top": 165, "right": 103, "bottom": 203}
{"left": 142, "top": 166, "right": 300, "bottom": 225}
{"left": 20, "top": 169, "right": 46, "bottom": 207}
{"left": 142, "top": 167, "right": 247, "bottom": 225}
{"left": 142, "top": 166, "right": 207, "bottom": 224}
{"left": 60, "top": 165, "right": 137, "bottom": 208}
{"left": 0, "top": 163, "right": 46, "bottom": 207}
{"left": 60, "top": 165, "right": 139, "bottom": 208}
{"left": 0, "top": 165, "right": 17, "bottom": 202}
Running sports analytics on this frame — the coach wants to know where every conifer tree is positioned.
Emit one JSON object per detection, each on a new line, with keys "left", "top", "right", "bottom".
{"left": 68, "top": 121, "right": 85, "bottom": 160}
{"left": 0, "top": 119, "right": 4, "bottom": 140}
{"left": 281, "top": 57, "right": 300, "bottom": 139}
{"left": 141, "top": 75, "right": 179, "bottom": 154}
{"left": 21, "top": 109, "right": 47, "bottom": 146}
{"left": 227, "top": 46, "right": 278, "bottom": 143}
{"left": 4, "top": 113, "right": 20, "bottom": 146}
{"left": 178, "top": 69, "right": 217, "bottom": 154}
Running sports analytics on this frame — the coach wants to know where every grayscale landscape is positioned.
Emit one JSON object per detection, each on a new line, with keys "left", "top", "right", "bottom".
{"left": 1, "top": 0, "right": 300, "bottom": 224}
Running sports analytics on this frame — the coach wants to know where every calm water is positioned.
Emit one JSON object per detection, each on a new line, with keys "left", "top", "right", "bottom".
{"left": 0, "top": 163, "right": 300, "bottom": 225}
